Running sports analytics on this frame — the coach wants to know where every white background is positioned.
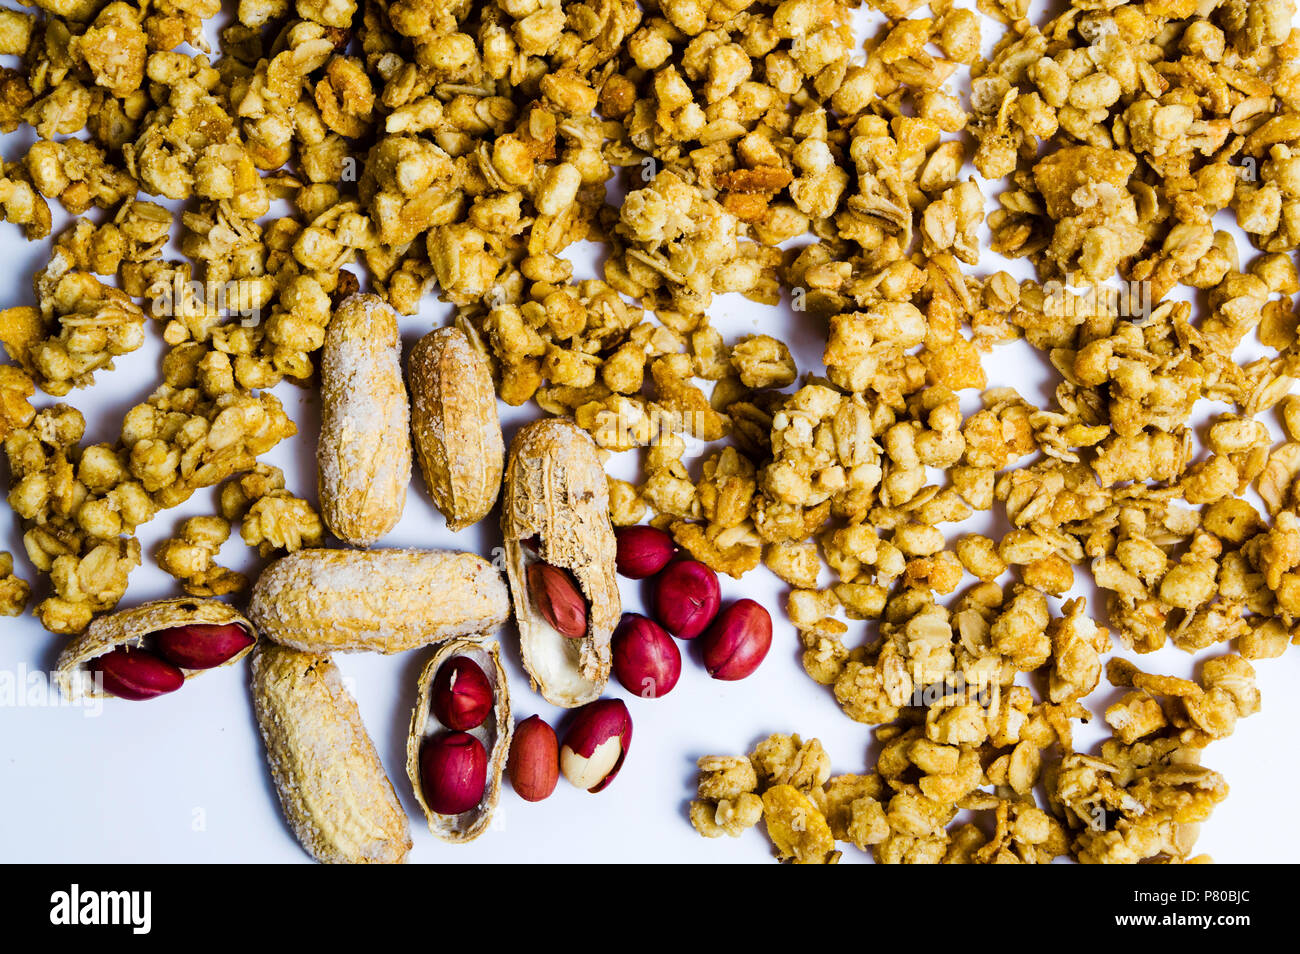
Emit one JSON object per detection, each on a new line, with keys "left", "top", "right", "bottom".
{"left": 1, "top": 3, "right": 1298, "bottom": 864}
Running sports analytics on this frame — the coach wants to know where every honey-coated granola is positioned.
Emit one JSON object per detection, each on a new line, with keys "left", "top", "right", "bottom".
{"left": 0, "top": 0, "right": 1297, "bottom": 863}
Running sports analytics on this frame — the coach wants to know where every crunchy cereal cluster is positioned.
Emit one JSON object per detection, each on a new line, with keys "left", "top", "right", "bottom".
{"left": 0, "top": 0, "right": 1296, "bottom": 866}
{"left": 219, "top": 464, "right": 324, "bottom": 557}
{"left": 0, "top": 549, "right": 30, "bottom": 616}
{"left": 667, "top": 0, "right": 1300, "bottom": 864}
{"left": 156, "top": 515, "right": 247, "bottom": 596}
{"left": 697, "top": 656, "right": 1255, "bottom": 863}
{"left": 0, "top": 247, "right": 147, "bottom": 396}
{"left": 1, "top": 343, "right": 296, "bottom": 629}
{"left": 5, "top": 402, "right": 149, "bottom": 633}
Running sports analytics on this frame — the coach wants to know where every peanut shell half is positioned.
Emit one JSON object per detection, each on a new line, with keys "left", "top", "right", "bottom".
{"left": 55, "top": 597, "right": 256, "bottom": 701}
{"left": 406, "top": 638, "right": 511, "bottom": 843}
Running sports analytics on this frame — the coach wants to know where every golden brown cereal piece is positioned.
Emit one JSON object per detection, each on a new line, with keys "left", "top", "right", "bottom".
{"left": 607, "top": 476, "right": 646, "bottom": 526}
{"left": 408, "top": 327, "right": 504, "bottom": 532}
{"left": 751, "top": 733, "right": 831, "bottom": 791}
{"left": 241, "top": 491, "right": 324, "bottom": 557}
{"left": 731, "top": 335, "right": 797, "bottom": 389}
{"left": 0, "top": 551, "right": 30, "bottom": 616}
{"left": 219, "top": 465, "right": 287, "bottom": 522}
{"left": 822, "top": 774, "right": 886, "bottom": 841}
{"left": 763, "top": 540, "right": 821, "bottom": 588}
{"left": 762, "top": 785, "right": 838, "bottom": 864}
{"left": 1105, "top": 692, "right": 1168, "bottom": 745}
{"left": 155, "top": 516, "right": 247, "bottom": 596}
{"left": 247, "top": 548, "right": 510, "bottom": 655}
{"left": 34, "top": 537, "right": 142, "bottom": 636}
{"left": 690, "top": 753, "right": 764, "bottom": 838}
{"left": 690, "top": 793, "right": 764, "bottom": 838}
{"left": 251, "top": 643, "right": 411, "bottom": 864}
{"left": 0, "top": 364, "right": 35, "bottom": 441}
{"left": 318, "top": 293, "right": 410, "bottom": 546}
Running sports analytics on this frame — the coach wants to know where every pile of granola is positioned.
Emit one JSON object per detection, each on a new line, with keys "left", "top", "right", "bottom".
{"left": 682, "top": 0, "right": 1300, "bottom": 863}
{"left": 0, "top": 0, "right": 1296, "bottom": 862}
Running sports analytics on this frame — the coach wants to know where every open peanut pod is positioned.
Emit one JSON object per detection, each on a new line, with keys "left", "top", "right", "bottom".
{"left": 56, "top": 598, "right": 256, "bottom": 702}
{"left": 502, "top": 419, "right": 619, "bottom": 708}
{"left": 406, "top": 639, "right": 511, "bottom": 843}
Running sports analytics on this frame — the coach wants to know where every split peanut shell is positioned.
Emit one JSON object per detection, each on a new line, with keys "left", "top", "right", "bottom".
{"left": 55, "top": 597, "right": 255, "bottom": 701}
{"left": 502, "top": 418, "right": 619, "bottom": 707}
{"left": 408, "top": 326, "right": 504, "bottom": 531}
{"left": 251, "top": 643, "right": 412, "bottom": 864}
{"left": 247, "top": 547, "right": 511, "bottom": 654}
{"left": 406, "top": 639, "right": 511, "bottom": 843}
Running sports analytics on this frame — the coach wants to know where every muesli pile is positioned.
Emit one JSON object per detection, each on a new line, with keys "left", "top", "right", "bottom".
{"left": 0, "top": 0, "right": 1297, "bottom": 863}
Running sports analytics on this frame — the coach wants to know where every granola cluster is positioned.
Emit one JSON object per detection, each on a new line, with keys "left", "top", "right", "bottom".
{"left": 673, "top": 0, "right": 1300, "bottom": 864}
{"left": 0, "top": 549, "right": 30, "bottom": 616}
{"left": 5, "top": 400, "right": 147, "bottom": 633}
{"left": 219, "top": 463, "right": 324, "bottom": 557}
{"left": 696, "top": 664, "right": 1253, "bottom": 864}
{"left": 0, "top": 0, "right": 1296, "bottom": 864}
{"left": 156, "top": 514, "right": 246, "bottom": 596}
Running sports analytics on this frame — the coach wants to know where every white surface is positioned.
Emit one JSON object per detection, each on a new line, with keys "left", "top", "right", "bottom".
{"left": 1, "top": 4, "right": 1298, "bottom": 864}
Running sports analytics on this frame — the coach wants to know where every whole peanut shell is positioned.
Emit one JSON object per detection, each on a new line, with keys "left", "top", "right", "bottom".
{"left": 408, "top": 326, "right": 503, "bottom": 531}
{"left": 251, "top": 643, "right": 411, "bottom": 864}
{"left": 318, "top": 293, "right": 411, "bottom": 547}
{"left": 248, "top": 547, "right": 510, "bottom": 654}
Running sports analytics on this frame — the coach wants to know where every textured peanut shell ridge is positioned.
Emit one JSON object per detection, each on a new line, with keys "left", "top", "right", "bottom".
{"left": 251, "top": 643, "right": 412, "bottom": 865}
{"left": 247, "top": 547, "right": 511, "bottom": 654}
{"left": 406, "top": 638, "right": 512, "bottom": 843}
{"left": 408, "top": 326, "right": 504, "bottom": 532}
{"left": 502, "top": 418, "right": 619, "bottom": 708}
{"left": 318, "top": 293, "right": 411, "bottom": 547}
{"left": 55, "top": 597, "right": 256, "bottom": 701}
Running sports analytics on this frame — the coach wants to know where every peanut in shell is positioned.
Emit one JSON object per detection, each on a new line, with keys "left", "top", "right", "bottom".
{"left": 247, "top": 547, "right": 510, "bottom": 655}
{"left": 406, "top": 638, "right": 511, "bottom": 843}
{"left": 251, "top": 642, "right": 412, "bottom": 864}
{"left": 408, "top": 326, "right": 503, "bottom": 532}
{"left": 55, "top": 597, "right": 255, "bottom": 701}
{"left": 502, "top": 418, "right": 619, "bottom": 708}
{"left": 318, "top": 293, "right": 411, "bottom": 547}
